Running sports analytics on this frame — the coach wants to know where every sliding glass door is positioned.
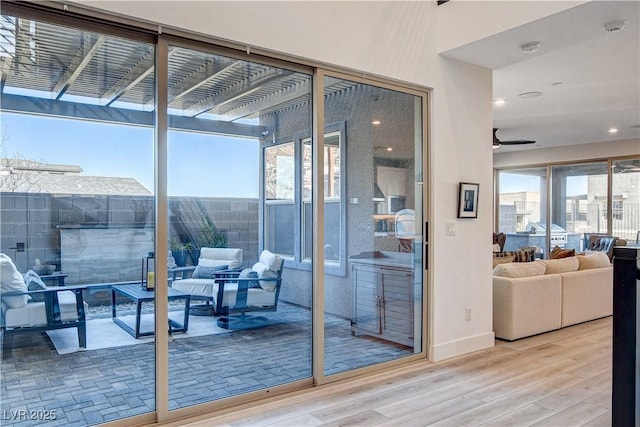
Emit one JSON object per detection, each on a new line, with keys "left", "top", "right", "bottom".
{"left": 0, "top": 6, "right": 429, "bottom": 425}
{"left": 0, "top": 11, "right": 157, "bottom": 424}
{"left": 165, "top": 44, "right": 313, "bottom": 408}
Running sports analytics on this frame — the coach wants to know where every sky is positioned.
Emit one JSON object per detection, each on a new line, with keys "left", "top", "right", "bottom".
{"left": 500, "top": 171, "right": 588, "bottom": 195}
{"left": 1, "top": 112, "right": 259, "bottom": 198}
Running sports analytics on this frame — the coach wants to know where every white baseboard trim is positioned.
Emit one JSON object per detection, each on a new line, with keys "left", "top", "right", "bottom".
{"left": 430, "top": 331, "right": 495, "bottom": 362}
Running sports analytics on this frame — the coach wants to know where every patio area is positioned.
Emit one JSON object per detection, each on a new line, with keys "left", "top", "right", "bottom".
{"left": 0, "top": 301, "right": 413, "bottom": 426}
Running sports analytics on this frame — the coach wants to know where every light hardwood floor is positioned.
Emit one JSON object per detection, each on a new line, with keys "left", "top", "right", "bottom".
{"left": 165, "top": 317, "right": 612, "bottom": 427}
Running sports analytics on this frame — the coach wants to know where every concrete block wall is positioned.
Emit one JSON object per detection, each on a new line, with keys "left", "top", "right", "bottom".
{"left": 0, "top": 192, "right": 259, "bottom": 277}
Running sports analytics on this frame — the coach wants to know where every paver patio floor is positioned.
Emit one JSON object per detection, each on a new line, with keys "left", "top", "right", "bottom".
{"left": 1, "top": 302, "right": 413, "bottom": 426}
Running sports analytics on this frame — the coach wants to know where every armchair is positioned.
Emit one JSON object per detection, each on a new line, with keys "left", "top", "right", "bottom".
{"left": 1, "top": 254, "right": 87, "bottom": 357}
{"left": 172, "top": 247, "right": 243, "bottom": 315}
{"left": 215, "top": 250, "right": 284, "bottom": 330}
{"left": 584, "top": 234, "right": 627, "bottom": 260}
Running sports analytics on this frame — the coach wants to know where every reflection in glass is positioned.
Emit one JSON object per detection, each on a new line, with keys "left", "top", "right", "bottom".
{"left": 323, "top": 77, "right": 423, "bottom": 376}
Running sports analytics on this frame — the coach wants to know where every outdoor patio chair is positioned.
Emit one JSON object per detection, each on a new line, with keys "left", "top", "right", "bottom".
{"left": 172, "top": 247, "right": 243, "bottom": 315}
{"left": 395, "top": 209, "right": 415, "bottom": 253}
{"left": 1, "top": 254, "right": 87, "bottom": 357}
{"left": 214, "top": 249, "right": 284, "bottom": 330}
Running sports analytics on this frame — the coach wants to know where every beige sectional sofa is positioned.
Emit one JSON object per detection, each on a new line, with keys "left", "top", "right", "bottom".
{"left": 492, "top": 251, "right": 612, "bottom": 341}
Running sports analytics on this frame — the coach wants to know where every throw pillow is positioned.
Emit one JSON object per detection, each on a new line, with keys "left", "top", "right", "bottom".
{"left": 192, "top": 264, "right": 228, "bottom": 279}
{"left": 493, "top": 232, "right": 506, "bottom": 251}
{"left": 513, "top": 247, "right": 535, "bottom": 262}
{"left": 23, "top": 269, "right": 47, "bottom": 302}
{"left": 0, "top": 253, "right": 29, "bottom": 308}
{"left": 238, "top": 268, "right": 260, "bottom": 288}
{"left": 251, "top": 262, "right": 278, "bottom": 291}
{"left": 550, "top": 246, "right": 576, "bottom": 259}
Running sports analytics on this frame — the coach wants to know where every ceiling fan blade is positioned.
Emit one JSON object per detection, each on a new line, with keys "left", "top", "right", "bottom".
{"left": 492, "top": 128, "right": 535, "bottom": 146}
{"left": 500, "top": 139, "right": 536, "bottom": 145}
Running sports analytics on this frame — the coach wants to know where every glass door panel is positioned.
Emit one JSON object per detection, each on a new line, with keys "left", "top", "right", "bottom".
{"left": 612, "top": 159, "right": 640, "bottom": 243}
{"left": 498, "top": 168, "right": 547, "bottom": 257}
{"left": 323, "top": 77, "right": 423, "bottom": 375}
{"left": 551, "top": 162, "right": 608, "bottom": 252}
{"left": 0, "top": 14, "right": 155, "bottom": 425}
{"left": 166, "top": 45, "right": 312, "bottom": 408}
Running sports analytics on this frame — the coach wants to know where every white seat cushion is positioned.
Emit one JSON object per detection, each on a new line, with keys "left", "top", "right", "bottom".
{"left": 172, "top": 278, "right": 217, "bottom": 298}
{"left": 3, "top": 290, "right": 87, "bottom": 328}
{"left": 213, "top": 283, "right": 277, "bottom": 308}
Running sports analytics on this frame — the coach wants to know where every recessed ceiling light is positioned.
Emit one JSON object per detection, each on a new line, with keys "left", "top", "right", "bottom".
{"left": 608, "top": 127, "right": 619, "bottom": 134}
{"left": 604, "top": 20, "right": 626, "bottom": 33}
{"left": 371, "top": 120, "right": 381, "bottom": 126}
{"left": 521, "top": 41, "right": 541, "bottom": 54}
{"left": 386, "top": 147, "right": 393, "bottom": 152}
{"left": 493, "top": 99, "right": 507, "bottom": 106}
{"left": 552, "top": 82, "right": 563, "bottom": 86}
{"left": 519, "top": 91, "right": 543, "bottom": 98}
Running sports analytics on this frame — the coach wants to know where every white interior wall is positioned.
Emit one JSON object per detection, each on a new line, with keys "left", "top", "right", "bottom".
{"left": 67, "top": 0, "right": 574, "bottom": 361}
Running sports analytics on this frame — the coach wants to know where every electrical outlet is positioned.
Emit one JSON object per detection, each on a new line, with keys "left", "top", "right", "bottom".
{"left": 465, "top": 307, "right": 472, "bottom": 321}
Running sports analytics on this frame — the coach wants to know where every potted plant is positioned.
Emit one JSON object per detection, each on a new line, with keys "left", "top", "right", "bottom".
{"left": 188, "top": 214, "right": 228, "bottom": 265}
{"left": 169, "top": 238, "right": 190, "bottom": 267}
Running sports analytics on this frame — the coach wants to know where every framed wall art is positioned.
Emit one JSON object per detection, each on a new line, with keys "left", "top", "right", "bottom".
{"left": 457, "top": 182, "right": 479, "bottom": 218}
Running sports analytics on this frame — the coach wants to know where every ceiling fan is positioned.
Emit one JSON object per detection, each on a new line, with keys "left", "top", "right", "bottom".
{"left": 493, "top": 128, "right": 536, "bottom": 149}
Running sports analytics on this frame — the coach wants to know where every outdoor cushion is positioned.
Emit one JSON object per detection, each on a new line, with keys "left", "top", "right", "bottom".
{"left": 0, "top": 253, "right": 28, "bottom": 308}
{"left": 199, "top": 247, "right": 242, "bottom": 269}
{"left": 259, "top": 250, "right": 283, "bottom": 272}
{"left": 251, "top": 262, "right": 278, "bottom": 291}
{"left": 239, "top": 268, "right": 260, "bottom": 288}
{"left": 172, "top": 280, "right": 216, "bottom": 299}
{"left": 192, "top": 264, "right": 228, "bottom": 279}
{"left": 213, "top": 282, "right": 277, "bottom": 307}
{"left": 3, "top": 290, "right": 85, "bottom": 327}
{"left": 24, "top": 270, "right": 47, "bottom": 302}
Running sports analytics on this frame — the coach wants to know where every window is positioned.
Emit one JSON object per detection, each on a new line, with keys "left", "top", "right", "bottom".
{"left": 264, "top": 125, "right": 345, "bottom": 272}
{"left": 264, "top": 142, "right": 296, "bottom": 257}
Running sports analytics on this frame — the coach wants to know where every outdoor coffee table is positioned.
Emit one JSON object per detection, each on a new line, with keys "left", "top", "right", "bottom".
{"left": 111, "top": 284, "right": 191, "bottom": 338}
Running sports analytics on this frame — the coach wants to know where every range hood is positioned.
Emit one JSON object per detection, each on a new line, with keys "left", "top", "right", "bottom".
{"left": 373, "top": 183, "right": 385, "bottom": 201}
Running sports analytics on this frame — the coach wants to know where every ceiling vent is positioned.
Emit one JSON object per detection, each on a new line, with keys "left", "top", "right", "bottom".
{"left": 604, "top": 20, "right": 626, "bottom": 32}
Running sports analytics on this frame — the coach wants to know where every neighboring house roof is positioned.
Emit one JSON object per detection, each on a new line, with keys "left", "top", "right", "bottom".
{"left": 1, "top": 158, "right": 83, "bottom": 174}
{"left": 0, "top": 159, "right": 152, "bottom": 195}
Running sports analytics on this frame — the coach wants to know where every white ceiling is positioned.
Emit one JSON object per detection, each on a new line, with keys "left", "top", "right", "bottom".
{"left": 442, "top": 0, "right": 640, "bottom": 153}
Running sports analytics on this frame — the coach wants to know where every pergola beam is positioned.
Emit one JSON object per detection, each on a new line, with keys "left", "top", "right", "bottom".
{"left": 169, "top": 59, "right": 241, "bottom": 103}
{"left": 187, "top": 68, "right": 292, "bottom": 117}
{"left": 1, "top": 93, "right": 266, "bottom": 138}
{"left": 222, "top": 79, "right": 311, "bottom": 121}
{"left": 53, "top": 35, "right": 105, "bottom": 100}
{"left": 100, "top": 51, "right": 155, "bottom": 107}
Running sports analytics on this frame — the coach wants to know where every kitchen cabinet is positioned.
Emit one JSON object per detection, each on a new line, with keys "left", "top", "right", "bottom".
{"left": 349, "top": 251, "right": 414, "bottom": 346}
